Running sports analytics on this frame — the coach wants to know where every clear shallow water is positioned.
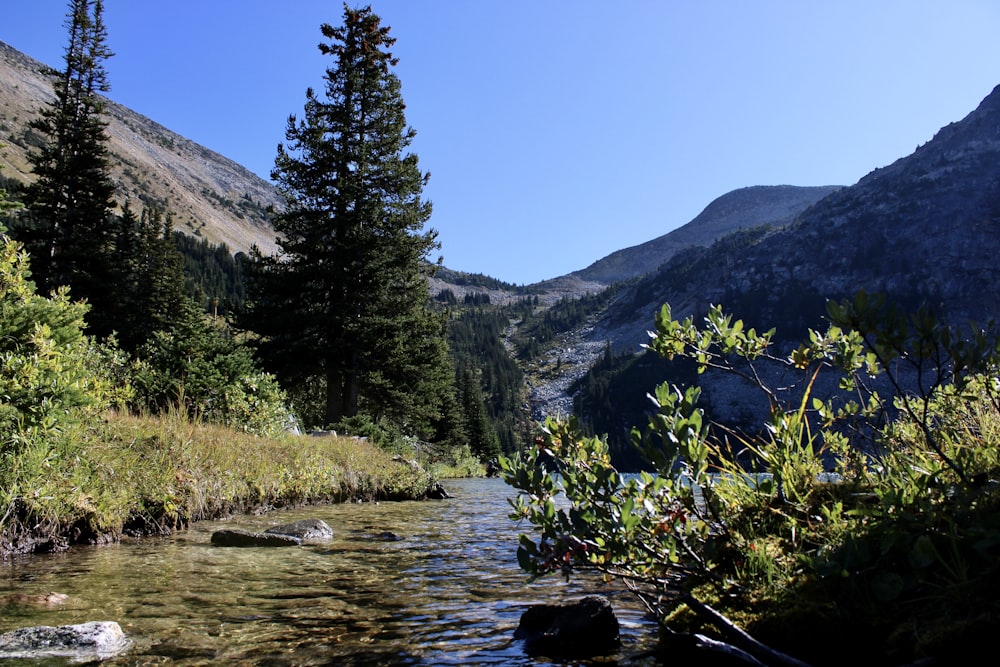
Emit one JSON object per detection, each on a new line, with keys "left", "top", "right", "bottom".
{"left": 0, "top": 478, "right": 659, "bottom": 665}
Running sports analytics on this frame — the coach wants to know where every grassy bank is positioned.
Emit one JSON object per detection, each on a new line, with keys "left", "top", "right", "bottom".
{"left": 0, "top": 411, "right": 443, "bottom": 557}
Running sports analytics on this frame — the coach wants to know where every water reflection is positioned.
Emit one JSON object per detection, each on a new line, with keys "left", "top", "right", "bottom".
{"left": 1, "top": 478, "right": 657, "bottom": 665}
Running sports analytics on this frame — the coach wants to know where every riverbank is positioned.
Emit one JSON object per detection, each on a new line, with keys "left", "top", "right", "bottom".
{"left": 0, "top": 411, "right": 449, "bottom": 558}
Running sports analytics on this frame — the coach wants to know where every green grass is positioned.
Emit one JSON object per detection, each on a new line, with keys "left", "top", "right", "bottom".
{"left": 1, "top": 410, "right": 437, "bottom": 554}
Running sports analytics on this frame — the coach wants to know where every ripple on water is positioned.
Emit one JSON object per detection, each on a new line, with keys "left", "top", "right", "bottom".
{"left": 0, "top": 478, "right": 659, "bottom": 665}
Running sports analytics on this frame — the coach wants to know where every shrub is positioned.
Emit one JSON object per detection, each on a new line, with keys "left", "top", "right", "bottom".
{"left": 133, "top": 299, "right": 291, "bottom": 437}
{"left": 502, "top": 295, "right": 1000, "bottom": 665}
{"left": 0, "top": 229, "right": 97, "bottom": 532}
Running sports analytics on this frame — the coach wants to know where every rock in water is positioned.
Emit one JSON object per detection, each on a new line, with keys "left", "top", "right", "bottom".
{"left": 264, "top": 519, "right": 334, "bottom": 540}
{"left": 426, "top": 482, "right": 451, "bottom": 499}
{"left": 210, "top": 528, "right": 302, "bottom": 547}
{"left": 515, "top": 595, "right": 620, "bottom": 659}
{"left": 0, "top": 621, "right": 130, "bottom": 661}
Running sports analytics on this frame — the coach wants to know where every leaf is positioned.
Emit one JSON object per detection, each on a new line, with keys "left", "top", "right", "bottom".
{"left": 872, "top": 572, "right": 904, "bottom": 601}
{"left": 517, "top": 545, "right": 534, "bottom": 571}
{"left": 908, "top": 535, "right": 938, "bottom": 569}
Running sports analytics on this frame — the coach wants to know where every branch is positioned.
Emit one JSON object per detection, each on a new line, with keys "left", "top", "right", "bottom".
{"left": 681, "top": 594, "right": 813, "bottom": 667}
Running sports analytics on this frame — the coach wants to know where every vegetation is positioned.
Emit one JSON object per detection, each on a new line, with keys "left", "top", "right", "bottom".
{"left": 434, "top": 268, "right": 526, "bottom": 292}
{"left": 13, "top": 0, "right": 120, "bottom": 339}
{"left": 503, "top": 295, "right": 1000, "bottom": 665}
{"left": 1, "top": 410, "right": 434, "bottom": 555}
{"left": 173, "top": 232, "right": 248, "bottom": 316}
{"left": 513, "top": 288, "right": 617, "bottom": 360}
{"left": 244, "top": 5, "right": 458, "bottom": 445}
{"left": 446, "top": 300, "right": 535, "bottom": 456}
{"left": 0, "top": 4, "right": 463, "bottom": 557}
{"left": 569, "top": 343, "right": 678, "bottom": 470}
{"left": 107, "top": 205, "right": 189, "bottom": 352}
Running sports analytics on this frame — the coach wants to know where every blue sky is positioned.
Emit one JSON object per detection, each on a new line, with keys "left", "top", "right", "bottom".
{"left": 3, "top": 1, "right": 1000, "bottom": 285}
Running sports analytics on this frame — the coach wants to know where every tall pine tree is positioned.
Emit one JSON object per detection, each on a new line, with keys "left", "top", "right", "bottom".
{"left": 246, "top": 5, "right": 456, "bottom": 436}
{"left": 18, "top": 0, "right": 117, "bottom": 337}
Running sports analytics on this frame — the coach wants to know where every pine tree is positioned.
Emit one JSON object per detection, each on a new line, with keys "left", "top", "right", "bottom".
{"left": 456, "top": 362, "right": 502, "bottom": 462}
{"left": 110, "top": 205, "right": 188, "bottom": 351}
{"left": 246, "top": 5, "right": 453, "bottom": 434}
{"left": 18, "top": 0, "right": 117, "bottom": 335}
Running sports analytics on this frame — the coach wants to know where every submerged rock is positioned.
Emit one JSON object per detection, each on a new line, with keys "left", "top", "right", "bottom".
{"left": 0, "top": 592, "right": 69, "bottom": 607}
{"left": 515, "top": 595, "right": 620, "bottom": 659}
{"left": 264, "top": 519, "right": 334, "bottom": 540}
{"left": 0, "top": 621, "right": 130, "bottom": 661}
{"left": 210, "top": 528, "right": 302, "bottom": 547}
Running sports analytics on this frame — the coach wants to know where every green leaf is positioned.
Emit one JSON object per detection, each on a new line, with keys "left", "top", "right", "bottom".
{"left": 872, "top": 572, "right": 904, "bottom": 602}
{"left": 908, "top": 535, "right": 938, "bottom": 569}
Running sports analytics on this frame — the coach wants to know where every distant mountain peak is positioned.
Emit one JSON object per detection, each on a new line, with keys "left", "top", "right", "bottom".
{"left": 570, "top": 184, "right": 840, "bottom": 285}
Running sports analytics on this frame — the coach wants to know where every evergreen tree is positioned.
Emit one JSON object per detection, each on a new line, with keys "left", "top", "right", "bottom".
{"left": 0, "top": 148, "right": 24, "bottom": 218}
{"left": 245, "top": 5, "right": 451, "bottom": 434}
{"left": 18, "top": 0, "right": 117, "bottom": 338}
{"left": 456, "top": 362, "right": 502, "bottom": 462}
{"left": 110, "top": 205, "right": 188, "bottom": 351}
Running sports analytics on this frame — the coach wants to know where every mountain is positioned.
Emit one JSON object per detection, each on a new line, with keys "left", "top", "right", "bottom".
{"left": 560, "top": 83, "right": 1000, "bottom": 435}
{"left": 599, "top": 82, "right": 1000, "bottom": 348}
{"left": 14, "top": 39, "right": 993, "bottom": 441}
{"left": 0, "top": 41, "right": 280, "bottom": 255}
{"left": 514, "top": 186, "right": 844, "bottom": 417}
{"left": 572, "top": 184, "right": 841, "bottom": 285}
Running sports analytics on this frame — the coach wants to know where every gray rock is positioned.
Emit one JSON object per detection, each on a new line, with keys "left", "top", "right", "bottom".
{"left": 515, "top": 595, "right": 620, "bottom": 659}
{"left": 210, "top": 528, "right": 302, "bottom": 547}
{"left": 264, "top": 519, "right": 334, "bottom": 540}
{"left": 0, "top": 621, "right": 130, "bottom": 661}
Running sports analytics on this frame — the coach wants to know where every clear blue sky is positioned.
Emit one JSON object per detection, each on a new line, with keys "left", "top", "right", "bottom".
{"left": 3, "top": 2, "right": 1000, "bottom": 285}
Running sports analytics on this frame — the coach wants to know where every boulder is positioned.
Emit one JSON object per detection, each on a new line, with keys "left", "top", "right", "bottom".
{"left": 210, "top": 528, "right": 301, "bottom": 547}
{"left": 0, "top": 621, "right": 129, "bottom": 661}
{"left": 369, "top": 531, "right": 403, "bottom": 542}
{"left": 264, "top": 519, "right": 334, "bottom": 540}
{"left": 426, "top": 482, "right": 451, "bottom": 499}
{"left": 514, "top": 595, "right": 620, "bottom": 659}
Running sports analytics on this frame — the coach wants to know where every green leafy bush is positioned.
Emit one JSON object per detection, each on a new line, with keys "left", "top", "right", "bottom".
{"left": 503, "top": 295, "right": 1000, "bottom": 665}
{"left": 133, "top": 299, "right": 291, "bottom": 437}
{"left": 0, "top": 228, "right": 101, "bottom": 533}
{"left": 0, "top": 232, "right": 93, "bottom": 450}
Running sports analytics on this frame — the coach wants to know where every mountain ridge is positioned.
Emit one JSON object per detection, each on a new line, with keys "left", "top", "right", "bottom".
{"left": 0, "top": 40, "right": 281, "bottom": 255}
{"left": 571, "top": 184, "right": 841, "bottom": 285}
{"left": 554, "top": 82, "right": 1000, "bottom": 426}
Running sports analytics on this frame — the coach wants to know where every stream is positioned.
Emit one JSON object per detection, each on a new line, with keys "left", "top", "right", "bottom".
{"left": 0, "top": 477, "right": 659, "bottom": 665}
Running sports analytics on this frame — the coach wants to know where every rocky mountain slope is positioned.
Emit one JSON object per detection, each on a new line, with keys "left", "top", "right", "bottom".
{"left": 603, "top": 83, "right": 1000, "bottom": 344}
{"left": 572, "top": 184, "right": 841, "bottom": 285}
{"left": 519, "top": 186, "right": 846, "bottom": 417}
{"left": 553, "top": 82, "right": 1000, "bottom": 427}
{"left": 0, "top": 41, "right": 280, "bottom": 255}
